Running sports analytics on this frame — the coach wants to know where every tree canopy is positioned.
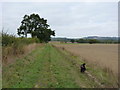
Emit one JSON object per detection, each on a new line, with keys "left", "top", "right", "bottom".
{"left": 17, "top": 13, "right": 55, "bottom": 42}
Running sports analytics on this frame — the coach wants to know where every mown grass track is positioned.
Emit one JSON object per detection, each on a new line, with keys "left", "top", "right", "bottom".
{"left": 2, "top": 44, "right": 117, "bottom": 88}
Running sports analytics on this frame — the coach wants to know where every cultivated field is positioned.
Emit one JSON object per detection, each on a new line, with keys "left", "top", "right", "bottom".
{"left": 53, "top": 43, "right": 118, "bottom": 75}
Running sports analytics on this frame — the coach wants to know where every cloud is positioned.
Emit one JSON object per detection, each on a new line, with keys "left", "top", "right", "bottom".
{"left": 0, "top": 3, "right": 2, "bottom": 32}
{"left": 2, "top": 2, "right": 118, "bottom": 38}
{"left": 1, "top": 0, "right": 119, "bottom": 2}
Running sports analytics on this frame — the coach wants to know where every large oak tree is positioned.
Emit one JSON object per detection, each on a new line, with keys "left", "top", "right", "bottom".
{"left": 17, "top": 13, "right": 55, "bottom": 42}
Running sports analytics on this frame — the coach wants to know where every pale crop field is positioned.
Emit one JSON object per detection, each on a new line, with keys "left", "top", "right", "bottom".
{"left": 53, "top": 43, "right": 118, "bottom": 75}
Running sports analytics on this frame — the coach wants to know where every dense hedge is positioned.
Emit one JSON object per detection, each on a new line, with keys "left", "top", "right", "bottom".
{"left": 2, "top": 32, "right": 40, "bottom": 47}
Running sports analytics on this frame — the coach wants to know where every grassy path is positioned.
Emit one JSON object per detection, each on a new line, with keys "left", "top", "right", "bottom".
{"left": 2, "top": 44, "right": 117, "bottom": 88}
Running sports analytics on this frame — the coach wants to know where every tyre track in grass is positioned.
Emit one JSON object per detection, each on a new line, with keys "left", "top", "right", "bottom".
{"left": 34, "top": 44, "right": 58, "bottom": 88}
{"left": 35, "top": 44, "right": 103, "bottom": 88}
{"left": 34, "top": 44, "right": 79, "bottom": 88}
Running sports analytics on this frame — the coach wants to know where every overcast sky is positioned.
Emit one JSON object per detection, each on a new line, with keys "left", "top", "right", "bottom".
{"left": 2, "top": 2, "right": 118, "bottom": 38}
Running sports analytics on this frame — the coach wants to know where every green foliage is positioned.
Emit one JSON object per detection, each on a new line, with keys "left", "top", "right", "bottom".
{"left": 88, "top": 39, "right": 99, "bottom": 44}
{"left": 2, "top": 32, "right": 16, "bottom": 46}
{"left": 100, "top": 39, "right": 118, "bottom": 44}
{"left": 76, "top": 39, "right": 88, "bottom": 43}
{"left": 2, "top": 32, "right": 39, "bottom": 47}
{"left": 76, "top": 39, "right": 99, "bottom": 44}
{"left": 17, "top": 13, "right": 55, "bottom": 42}
{"left": 2, "top": 32, "right": 40, "bottom": 57}
{"left": 70, "top": 39, "right": 75, "bottom": 43}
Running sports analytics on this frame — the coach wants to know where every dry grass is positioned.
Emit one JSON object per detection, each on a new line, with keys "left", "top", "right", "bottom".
{"left": 2, "top": 43, "right": 44, "bottom": 65}
{"left": 53, "top": 43, "right": 118, "bottom": 76}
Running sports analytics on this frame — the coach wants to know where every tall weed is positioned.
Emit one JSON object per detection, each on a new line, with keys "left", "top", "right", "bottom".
{"left": 2, "top": 32, "right": 40, "bottom": 64}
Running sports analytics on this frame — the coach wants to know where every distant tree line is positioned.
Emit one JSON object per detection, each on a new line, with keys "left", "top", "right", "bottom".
{"left": 51, "top": 38, "right": 119, "bottom": 44}
{"left": 70, "top": 39, "right": 99, "bottom": 44}
{"left": 71, "top": 38, "right": 119, "bottom": 44}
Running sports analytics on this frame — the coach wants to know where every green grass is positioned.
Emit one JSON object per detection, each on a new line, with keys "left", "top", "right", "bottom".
{"left": 3, "top": 46, "right": 45, "bottom": 88}
{"left": 2, "top": 44, "right": 118, "bottom": 88}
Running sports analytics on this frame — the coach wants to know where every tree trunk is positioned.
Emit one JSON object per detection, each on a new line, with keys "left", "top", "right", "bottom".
{"left": 25, "top": 30, "right": 27, "bottom": 38}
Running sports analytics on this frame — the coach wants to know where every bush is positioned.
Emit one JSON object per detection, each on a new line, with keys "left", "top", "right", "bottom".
{"left": 76, "top": 39, "right": 88, "bottom": 43}
{"left": 70, "top": 39, "right": 75, "bottom": 43}
{"left": 2, "top": 32, "right": 40, "bottom": 56}
{"left": 2, "top": 32, "right": 16, "bottom": 46}
{"left": 88, "top": 39, "right": 99, "bottom": 44}
{"left": 2, "top": 32, "right": 40, "bottom": 64}
{"left": 2, "top": 32, "right": 40, "bottom": 47}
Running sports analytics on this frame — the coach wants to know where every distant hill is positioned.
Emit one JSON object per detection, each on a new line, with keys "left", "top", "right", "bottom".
{"left": 51, "top": 37, "right": 71, "bottom": 42}
{"left": 51, "top": 36, "right": 119, "bottom": 41}
{"left": 82, "top": 36, "right": 119, "bottom": 43}
{"left": 83, "top": 36, "right": 119, "bottom": 41}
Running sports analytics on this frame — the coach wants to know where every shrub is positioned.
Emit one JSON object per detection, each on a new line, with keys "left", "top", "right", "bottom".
{"left": 2, "top": 32, "right": 40, "bottom": 54}
{"left": 2, "top": 32, "right": 40, "bottom": 47}
{"left": 2, "top": 32, "right": 16, "bottom": 46}
{"left": 88, "top": 39, "right": 99, "bottom": 44}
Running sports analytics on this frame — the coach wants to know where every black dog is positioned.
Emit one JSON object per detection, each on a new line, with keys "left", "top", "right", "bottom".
{"left": 80, "top": 63, "right": 86, "bottom": 73}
